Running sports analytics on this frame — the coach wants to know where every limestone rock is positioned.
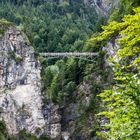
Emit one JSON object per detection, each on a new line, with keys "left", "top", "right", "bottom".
{"left": 0, "top": 26, "right": 45, "bottom": 135}
{"left": 43, "top": 103, "right": 61, "bottom": 138}
{"left": 0, "top": 25, "right": 62, "bottom": 139}
{"left": 84, "top": 0, "right": 120, "bottom": 16}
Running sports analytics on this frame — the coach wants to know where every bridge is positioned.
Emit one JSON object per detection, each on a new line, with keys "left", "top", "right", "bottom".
{"left": 40, "top": 52, "right": 98, "bottom": 57}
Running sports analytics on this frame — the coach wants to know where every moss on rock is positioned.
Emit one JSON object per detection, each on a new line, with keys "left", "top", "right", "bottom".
{"left": 0, "top": 19, "right": 13, "bottom": 36}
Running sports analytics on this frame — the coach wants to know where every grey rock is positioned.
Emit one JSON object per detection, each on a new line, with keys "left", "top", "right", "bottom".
{"left": 0, "top": 26, "right": 61, "bottom": 138}
{"left": 84, "top": 0, "right": 120, "bottom": 16}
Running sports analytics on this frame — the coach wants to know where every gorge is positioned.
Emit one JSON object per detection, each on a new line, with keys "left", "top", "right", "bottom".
{"left": 0, "top": 0, "right": 140, "bottom": 140}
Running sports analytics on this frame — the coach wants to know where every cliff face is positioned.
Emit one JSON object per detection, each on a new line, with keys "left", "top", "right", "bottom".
{"left": 0, "top": 26, "right": 46, "bottom": 135}
{"left": 0, "top": 25, "right": 63, "bottom": 139}
{"left": 84, "top": 0, "right": 120, "bottom": 16}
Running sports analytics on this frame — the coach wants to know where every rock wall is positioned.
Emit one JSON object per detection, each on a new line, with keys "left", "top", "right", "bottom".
{"left": 0, "top": 26, "right": 46, "bottom": 135}
{"left": 84, "top": 0, "right": 120, "bottom": 16}
{"left": 0, "top": 26, "right": 62, "bottom": 139}
{"left": 0, "top": 24, "right": 95, "bottom": 140}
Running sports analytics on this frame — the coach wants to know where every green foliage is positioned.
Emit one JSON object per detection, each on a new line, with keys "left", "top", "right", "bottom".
{"left": 0, "top": 120, "right": 8, "bottom": 140}
{"left": 0, "top": 19, "right": 12, "bottom": 27}
{"left": 109, "top": 0, "right": 140, "bottom": 22}
{"left": 0, "top": 0, "right": 101, "bottom": 52}
{"left": 41, "top": 58, "right": 78, "bottom": 104}
{"left": 95, "top": 8, "right": 140, "bottom": 139}
{"left": 0, "top": 29, "right": 5, "bottom": 36}
{"left": 0, "top": 19, "right": 12, "bottom": 36}
{"left": 17, "top": 129, "right": 38, "bottom": 140}
{"left": 15, "top": 56, "right": 23, "bottom": 63}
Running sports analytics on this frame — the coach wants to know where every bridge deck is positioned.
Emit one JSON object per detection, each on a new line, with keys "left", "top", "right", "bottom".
{"left": 40, "top": 52, "right": 98, "bottom": 57}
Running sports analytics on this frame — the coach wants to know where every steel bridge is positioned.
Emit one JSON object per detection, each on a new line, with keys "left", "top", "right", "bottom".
{"left": 40, "top": 52, "right": 98, "bottom": 57}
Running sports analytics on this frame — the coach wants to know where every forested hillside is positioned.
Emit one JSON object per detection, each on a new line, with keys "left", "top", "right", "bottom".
{"left": 0, "top": 0, "right": 140, "bottom": 140}
{"left": 0, "top": 0, "right": 103, "bottom": 52}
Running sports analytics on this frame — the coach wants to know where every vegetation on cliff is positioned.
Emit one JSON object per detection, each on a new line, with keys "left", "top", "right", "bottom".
{"left": 0, "top": 121, "right": 51, "bottom": 140}
{"left": 0, "top": 19, "right": 12, "bottom": 36}
{"left": 0, "top": 0, "right": 140, "bottom": 139}
{"left": 91, "top": 6, "right": 140, "bottom": 140}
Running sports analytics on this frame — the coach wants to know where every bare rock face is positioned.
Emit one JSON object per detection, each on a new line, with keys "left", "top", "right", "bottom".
{"left": 84, "top": 0, "right": 120, "bottom": 16}
{"left": 43, "top": 103, "right": 61, "bottom": 139}
{"left": 0, "top": 26, "right": 61, "bottom": 138}
{"left": 0, "top": 25, "right": 79, "bottom": 140}
{"left": 0, "top": 26, "right": 45, "bottom": 135}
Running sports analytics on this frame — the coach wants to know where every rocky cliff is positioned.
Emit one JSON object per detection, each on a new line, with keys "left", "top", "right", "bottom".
{"left": 0, "top": 25, "right": 62, "bottom": 139}
{"left": 0, "top": 25, "right": 46, "bottom": 135}
{"left": 84, "top": 0, "right": 120, "bottom": 16}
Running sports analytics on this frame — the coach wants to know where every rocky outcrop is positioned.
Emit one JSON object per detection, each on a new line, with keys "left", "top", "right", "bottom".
{"left": 0, "top": 26, "right": 62, "bottom": 138}
{"left": 0, "top": 26, "right": 45, "bottom": 135}
{"left": 84, "top": 0, "right": 120, "bottom": 16}
{"left": 43, "top": 103, "right": 61, "bottom": 139}
{"left": 103, "top": 37, "right": 120, "bottom": 67}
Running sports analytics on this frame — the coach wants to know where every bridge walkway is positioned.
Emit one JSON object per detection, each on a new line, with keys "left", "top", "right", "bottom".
{"left": 40, "top": 52, "right": 98, "bottom": 57}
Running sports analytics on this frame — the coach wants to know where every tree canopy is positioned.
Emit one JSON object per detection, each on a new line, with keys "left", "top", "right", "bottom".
{"left": 94, "top": 8, "right": 140, "bottom": 140}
